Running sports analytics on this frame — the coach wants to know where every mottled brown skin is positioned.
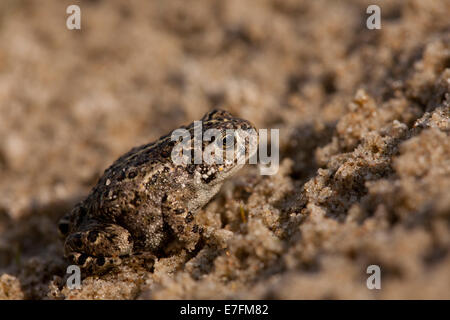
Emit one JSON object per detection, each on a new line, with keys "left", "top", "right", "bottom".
{"left": 58, "top": 110, "right": 257, "bottom": 273}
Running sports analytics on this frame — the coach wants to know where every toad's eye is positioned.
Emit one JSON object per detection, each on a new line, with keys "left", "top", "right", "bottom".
{"left": 219, "top": 133, "right": 236, "bottom": 150}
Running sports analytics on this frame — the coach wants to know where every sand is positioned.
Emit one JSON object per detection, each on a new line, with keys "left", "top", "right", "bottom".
{"left": 0, "top": 0, "right": 449, "bottom": 299}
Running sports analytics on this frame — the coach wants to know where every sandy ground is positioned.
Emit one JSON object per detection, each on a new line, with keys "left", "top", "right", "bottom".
{"left": 0, "top": 0, "right": 449, "bottom": 299}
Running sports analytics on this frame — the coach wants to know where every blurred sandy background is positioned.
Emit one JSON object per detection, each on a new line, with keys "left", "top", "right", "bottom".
{"left": 0, "top": 0, "right": 449, "bottom": 299}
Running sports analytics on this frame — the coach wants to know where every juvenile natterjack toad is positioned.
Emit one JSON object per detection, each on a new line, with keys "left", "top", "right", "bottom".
{"left": 58, "top": 110, "right": 257, "bottom": 273}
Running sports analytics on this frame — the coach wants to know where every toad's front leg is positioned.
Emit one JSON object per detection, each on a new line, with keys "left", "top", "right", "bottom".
{"left": 162, "top": 194, "right": 201, "bottom": 252}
